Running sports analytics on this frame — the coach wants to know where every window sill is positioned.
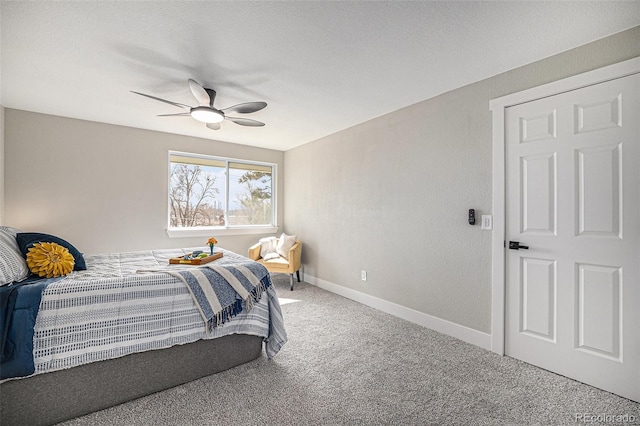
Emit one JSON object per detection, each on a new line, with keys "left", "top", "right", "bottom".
{"left": 166, "top": 226, "right": 279, "bottom": 238}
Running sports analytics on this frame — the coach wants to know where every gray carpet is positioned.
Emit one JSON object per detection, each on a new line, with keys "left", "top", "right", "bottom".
{"left": 63, "top": 275, "right": 640, "bottom": 425}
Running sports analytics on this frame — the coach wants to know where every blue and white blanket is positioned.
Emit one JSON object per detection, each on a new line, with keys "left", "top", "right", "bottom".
{"left": 1, "top": 247, "right": 287, "bottom": 382}
{"left": 142, "top": 261, "right": 272, "bottom": 332}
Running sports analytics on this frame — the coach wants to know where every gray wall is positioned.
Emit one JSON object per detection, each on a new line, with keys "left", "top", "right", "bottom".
{"left": 4, "top": 110, "right": 284, "bottom": 255}
{"left": 284, "top": 26, "right": 640, "bottom": 334}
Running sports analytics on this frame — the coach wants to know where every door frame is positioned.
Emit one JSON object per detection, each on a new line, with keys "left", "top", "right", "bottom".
{"left": 489, "top": 56, "right": 640, "bottom": 355}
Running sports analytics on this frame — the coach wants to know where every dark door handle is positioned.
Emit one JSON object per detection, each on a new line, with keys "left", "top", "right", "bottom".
{"left": 509, "top": 241, "right": 529, "bottom": 250}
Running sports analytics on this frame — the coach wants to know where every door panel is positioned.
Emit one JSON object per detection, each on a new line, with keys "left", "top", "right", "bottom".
{"left": 505, "top": 73, "right": 639, "bottom": 402}
{"left": 521, "top": 153, "right": 557, "bottom": 235}
{"left": 575, "top": 263, "right": 621, "bottom": 361}
{"left": 576, "top": 144, "right": 622, "bottom": 237}
{"left": 574, "top": 95, "right": 621, "bottom": 134}
{"left": 520, "top": 111, "right": 557, "bottom": 142}
{"left": 520, "top": 257, "right": 556, "bottom": 342}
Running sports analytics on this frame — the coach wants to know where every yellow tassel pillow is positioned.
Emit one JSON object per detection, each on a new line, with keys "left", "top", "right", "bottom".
{"left": 26, "top": 242, "right": 75, "bottom": 278}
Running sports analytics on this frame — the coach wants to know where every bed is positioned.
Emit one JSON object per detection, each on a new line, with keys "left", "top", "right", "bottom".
{"left": 0, "top": 233, "right": 287, "bottom": 426}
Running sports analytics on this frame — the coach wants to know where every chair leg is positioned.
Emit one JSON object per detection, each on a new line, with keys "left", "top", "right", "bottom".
{"left": 296, "top": 270, "right": 301, "bottom": 282}
{"left": 289, "top": 274, "right": 294, "bottom": 291}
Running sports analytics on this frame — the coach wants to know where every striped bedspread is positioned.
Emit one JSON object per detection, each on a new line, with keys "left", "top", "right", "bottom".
{"left": 30, "top": 248, "right": 287, "bottom": 378}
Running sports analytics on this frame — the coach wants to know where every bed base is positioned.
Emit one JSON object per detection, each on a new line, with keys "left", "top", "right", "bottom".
{"left": 0, "top": 334, "right": 263, "bottom": 425}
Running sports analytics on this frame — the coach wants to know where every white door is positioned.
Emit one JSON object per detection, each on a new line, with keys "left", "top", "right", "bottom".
{"left": 505, "top": 73, "right": 640, "bottom": 402}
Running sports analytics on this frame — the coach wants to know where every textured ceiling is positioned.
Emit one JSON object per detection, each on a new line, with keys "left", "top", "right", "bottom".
{"left": 1, "top": 2, "right": 639, "bottom": 151}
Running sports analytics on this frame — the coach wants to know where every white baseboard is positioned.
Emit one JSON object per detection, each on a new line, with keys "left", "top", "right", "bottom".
{"left": 304, "top": 274, "right": 492, "bottom": 351}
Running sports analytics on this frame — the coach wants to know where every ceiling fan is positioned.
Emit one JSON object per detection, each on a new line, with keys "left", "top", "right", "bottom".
{"left": 131, "top": 79, "right": 266, "bottom": 130}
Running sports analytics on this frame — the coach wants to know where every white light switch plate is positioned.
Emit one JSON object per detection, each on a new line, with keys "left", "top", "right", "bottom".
{"left": 481, "top": 215, "right": 493, "bottom": 230}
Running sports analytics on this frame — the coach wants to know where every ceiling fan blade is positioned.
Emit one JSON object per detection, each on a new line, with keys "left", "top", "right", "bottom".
{"left": 131, "top": 91, "right": 190, "bottom": 109}
{"left": 188, "top": 79, "right": 210, "bottom": 106}
{"left": 206, "top": 122, "right": 221, "bottom": 130}
{"left": 226, "top": 117, "right": 265, "bottom": 127}
{"left": 222, "top": 102, "right": 267, "bottom": 114}
{"left": 157, "top": 113, "right": 190, "bottom": 117}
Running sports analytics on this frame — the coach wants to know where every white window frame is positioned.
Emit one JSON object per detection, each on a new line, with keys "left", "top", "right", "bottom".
{"left": 166, "top": 150, "right": 278, "bottom": 238}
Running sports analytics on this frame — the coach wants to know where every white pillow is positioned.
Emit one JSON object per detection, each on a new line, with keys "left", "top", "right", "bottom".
{"left": 0, "top": 226, "right": 30, "bottom": 285}
{"left": 275, "top": 233, "right": 297, "bottom": 260}
{"left": 259, "top": 236, "right": 278, "bottom": 258}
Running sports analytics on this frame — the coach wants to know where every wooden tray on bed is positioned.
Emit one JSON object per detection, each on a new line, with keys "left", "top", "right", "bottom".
{"left": 169, "top": 252, "right": 223, "bottom": 265}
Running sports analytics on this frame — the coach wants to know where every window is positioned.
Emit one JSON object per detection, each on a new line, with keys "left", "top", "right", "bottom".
{"left": 168, "top": 152, "right": 276, "bottom": 232}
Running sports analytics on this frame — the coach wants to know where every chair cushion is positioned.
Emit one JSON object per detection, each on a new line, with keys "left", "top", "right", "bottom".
{"left": 263, "top": 255, "right": 290, "bottom": 266}
{"left": 258, "top": 255, "right": 291, "bottom": 274}
{"left": 276, "top": 233, "right": 297, "bottom": 259}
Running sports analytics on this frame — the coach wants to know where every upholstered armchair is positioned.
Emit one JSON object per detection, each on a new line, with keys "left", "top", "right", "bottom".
{"left": 249, "top": 238, "right": 302, "bottom": 291}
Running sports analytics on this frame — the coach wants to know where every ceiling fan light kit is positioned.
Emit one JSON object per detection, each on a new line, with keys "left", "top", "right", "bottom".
{"left": 132, "top": 79, "right": 266, "bottom": 130}
{"left": 190, "top": 106, "right": 224, "bottom": 123}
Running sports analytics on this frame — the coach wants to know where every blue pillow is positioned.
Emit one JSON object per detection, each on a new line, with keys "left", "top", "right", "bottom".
{"left": 16, "top": 233, "right": 87, "bottom": 271}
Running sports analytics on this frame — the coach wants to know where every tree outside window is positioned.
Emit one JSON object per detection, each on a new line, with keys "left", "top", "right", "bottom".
{"left": 228, "top": 162, "right": 272, "bottom": 226}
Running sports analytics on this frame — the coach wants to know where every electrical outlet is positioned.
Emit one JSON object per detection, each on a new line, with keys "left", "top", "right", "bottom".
{"left": 361, "top": 270, "right": 367, "bottom": 281}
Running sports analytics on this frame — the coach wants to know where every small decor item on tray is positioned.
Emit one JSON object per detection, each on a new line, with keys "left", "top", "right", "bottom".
{"left": 189, "top": 250, "right": 206, "bottom": 259}
{"left": 169, "top": 251, "right": 223, "bottom": 265}
{"left": 207, "top": 237, "right": 218, "bottom": 256}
